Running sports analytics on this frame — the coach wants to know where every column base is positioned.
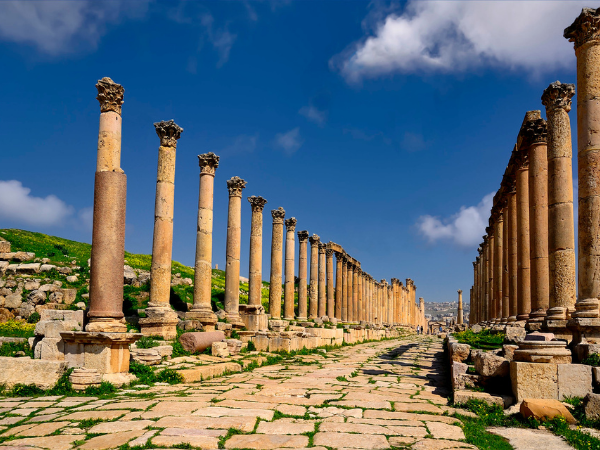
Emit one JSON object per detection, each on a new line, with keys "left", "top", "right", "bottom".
{"left": 295, "top": 316, "right": 307, "bottom": 321}
{"left": 516, "top": 313, "right": 530, "bottom": 322}
{"left": 546, "top": 306, "right": 567, "bottom": 321}
{"left": 513, "top": 340, "right": 572, "bottom": 364}
{"left": 85, "top": 318, "right": 127, "bottom": 333}
{"left": 240, "top": 312, "right": 268, "bottom": 331}
{"left": 139, "top": 307, "right": 179, "bottom": 340}
{"left": 573, "top": 298, "right": 599, "bottom": 318}
{"left": 226, "top": 312, "right": 246, "bottom": 329}
{"left": 185, "top": 306, "right": 217, "bottom": 328}
{"left": 507, "top": 316, "right": 517, "bottom": 323}
{"left": 543, "top": 319, "right": 573, "bottom": 344}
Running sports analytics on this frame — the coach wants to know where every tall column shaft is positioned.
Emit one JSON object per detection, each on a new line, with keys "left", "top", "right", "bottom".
{"left": 190, "top": 153, "right": 219, "bottom": 327}
{"left": 284, "top": 218, "right": 297, "bottom": 320}
{"left": 335, "top": 253, "right": 343, "bottom": 320}
{"left": 318, "top": 244, "right": 326, "bottom": 317}
{"left": 527, "top": 121, "right": 550, "bottom": 324}
{"left": 224, "top": 177, "right": 247, "bottom": 328}
{"left": 88, "top": 77, "right": 127, "bottom": 333}
{"left": 308, "top": 235, "right": 320, "bottom": 319}
{"left": 352, "top": 268, "right": 358, "bottom": 322}
{"left": 341, "top": 258, "right": 348, "bottom": 322}
{"left": 326, "top": 250, "right": 335, "bottom": 318}
{"left": 457, "top": 289, "right": 463, "bottom": 324}
{"left": 543, "top": 82, "right": 577, "bottom": 320}
{"left": 346, "top": 263, "right": 353, "bottom": 321}
{"left": 508, "top": 190, "right": 518, "bottom": 322}
{"left": 269, "top": 207, "right": 285, "bottom": 319}
{"left": 297, "top": 231, "right": 309, "bottom": 320}
{"left": 493, "top": 215, "right": 503, "bottom": 321}
{"left": 248, "top": 196, "right": 267, "bottom": 310}
{"left": 502, "top": 206, "right": 510, "bottom": 322}
{"left": 516, "top": 152, "right": 531, "bottom": 321}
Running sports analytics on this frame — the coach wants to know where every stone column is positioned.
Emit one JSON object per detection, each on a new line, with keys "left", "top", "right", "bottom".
{"left": 308, "top": 234, "right": 320, "bottom": 319}
{"left": 472, "top": 260, "right": 478, "bottom": 323}
{"left": 188, "top": 153, "right": 219, "bottom": 328}
{"left": 269, "top": 207, "right": 285, "bottom": 320}
{"left": 419, "top": 298, "right": 425, "bottom": 328}
{"left": 507, "top": 179, "right": 518, "bottom": 322}
{"left": 87, "top": 77, "right": 128, "bottom": 333}
{"left": 318, "top": 243, "right": 327, "bottom": 318}
{"left": 501, "top": 202, "right": 510, "bottom": 323}
{"left": 335, "top": 252, "right": 343, "bottom": 320}
{"left": 352, "top": 266, "right": 359, "bottom": 322}
{"left": 516, "top": 141, "right": 531, "bottom": 321}
{"left": 142, "top": 120, "right": 183, "bottom": 339}
{"left": 542, "top": 81, "right": 577, "bottom": 321}
{"left": 247, "top": 196, "right": 267, "bottom": 316}
{"left": 565, "top": 8, "right": 600, "bottom": 318}
{"left": 488, "top": 228, "right": 495, "bottom": 322}
{"left": 284, "top": 217, "right": 297, "bottom": 320}
{"left": 224, "top": 176, "right": 247, "bottom": 328}
{"left": 297, "top": 231, "right": 309, "bottom": 320}
{"left": 358, "top": 269, "right": 363, "bottom": 322}
{"left": 346, "top": 262, "right": 353, "bottom": 321}
{"left": 326, "top": 249, "right": 335, "bottom": 319}
{"left": 341, "top": 256, "right": 348, "bottom": 322}
{"left": 493, "top": 209, "right": 503, "bottom": 322}
{"left": 483, "top": 235, "right": 491, "bottom": 321}
{"left": 457, "top": 290, "right": 463, "bottom": 324}
{"left": 525, "top": 118, "right": 549, "bottom": 326}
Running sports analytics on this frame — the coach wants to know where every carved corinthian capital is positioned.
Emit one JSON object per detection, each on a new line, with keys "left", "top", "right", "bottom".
{"left": 155, "top": 120, "right": 183, "bottom": 147}
{"left": 248, "top": 195, "right": 267, "bottom": 212}
{"left": 297, "top": 230, "right": 309, "bottom": 242}
{"left": 271, "top": 207, "right": 285, "bottom": 223}
{"left": 325, "top": 248, "right": 334, "bottom": 258}
{"left": 227, "top": 176, "right": 247, "bottom": 197}
{"left": 319, "top": 242, "right": 326, "bottom": 253}
{"left": 565, "top": 7, "right": 600, "bottom": 50}
{"left": 522, "top": 118, "right": 547, "bottom": 147}
{"left": 198, "top": 152, "right": 220, "bottom": 175}
{"left": 285, "top": 217, "right": 297, "bottom": 231}
{"left": 96, "top": 77, "right": 124, "bottom": 115}
{"left": 541, "top": 81, "right": 576, "bottom": 112}
{"left": 309, "top": 234, "right": 320, "bottom": 246}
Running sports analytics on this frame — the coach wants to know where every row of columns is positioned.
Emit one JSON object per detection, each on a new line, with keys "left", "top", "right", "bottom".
{"left": 85, "top": 77, "right": 425, "bottom": 338}
{"left": 470, "top": 8, "right": 600, "bottom": 340}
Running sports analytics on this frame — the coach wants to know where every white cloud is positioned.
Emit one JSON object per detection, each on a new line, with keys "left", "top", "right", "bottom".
{"left": 274, "top": 127, "right": 303, "bottom": 155}
{"left": 0, "top": 1, "right": 148, "bottom": 55}
{"left": 333, "top": 1, "right": 587, "bottom": 82}
{"left": 299, "top": 105, "right": 327, "bottom": 127}
{"left": 417, "top": 192, "right": 494, "bottom": 248}
{"left": 222, "top": 133, "right": 258, "bottom": 155}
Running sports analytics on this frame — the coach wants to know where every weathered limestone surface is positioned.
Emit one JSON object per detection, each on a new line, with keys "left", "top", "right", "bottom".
{"left": 297, "top": 231, "right": 309, "bottom": 320}
{"left": 284, "top": 218, "right": 296, "bottom": 320}
{"left": 269, "top": 207, "right": 285, "bottom": 320}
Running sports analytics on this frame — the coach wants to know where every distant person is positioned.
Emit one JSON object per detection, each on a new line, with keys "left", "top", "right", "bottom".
{"left": 439, "top": 325, "right": 443, "bottom": 333}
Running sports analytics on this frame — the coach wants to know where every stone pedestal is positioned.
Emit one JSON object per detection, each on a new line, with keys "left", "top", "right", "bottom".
{"left": 513, "top": 340, "right": 571, "bottom": 364}
{"left": 188, "top": 153, "right": 220, "bottom": 329}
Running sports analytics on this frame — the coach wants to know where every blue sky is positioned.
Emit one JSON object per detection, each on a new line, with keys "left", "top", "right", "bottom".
{"left": 0, "top": 1, "right": 590, "bottom": 303}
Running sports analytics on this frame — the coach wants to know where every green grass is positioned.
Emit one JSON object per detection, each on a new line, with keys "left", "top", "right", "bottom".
{"left": 453, "top": 329, "right": 505, "bottom": 350}
{"left": 0, "top": 320, "right": 36, "bottom": 338}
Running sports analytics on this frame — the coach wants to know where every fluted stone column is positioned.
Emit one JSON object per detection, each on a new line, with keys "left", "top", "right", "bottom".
{"left": 142, "top": 120, "right": 183, "bottom": 339}
{"left": 223, "top": 177, "right": 247, "bottom": 328}
{"left": 269, "top": 207, "right": 285, "bottom": 319}
{"left": 457, "top": 290, "right": 463, "bottom": 324}
{"left": 247, "top": 196, "right": 267, "bottom": 319}
{"left": 87, "top": 77, "right": 127, "bottom": 333}
{"left": 542, "top": 82, "right": 577, "bottom": 321}
{"left": 335, "top": 252, "right": 343, "bottom": 320}
{"left": 326, "top": 249, "right": 335, "bottom": 319}
{"left": 284, "top": 218, "right": 297, "bottom": 320}
{"left": 347, "top": 263, "right": 353, "bottom": 322}
{"left": 341, "top": 256, "right": 348, "bottom": 322}
{"left": 308, "top": 234, "right": 320, "bottom": 319}
{"left": 507, "top": 178, "right": 518, "bottom": 322}
{"left": 501, "top": 203, "right": 509, "bottom": 323}
{"left": 318, "top": 243, "right": 327, "bottom": 318}
{"left": 565, "top": 8, "right": 600, "bottom": 318}
{"left": 516, "top": 143, "right": 531, "bottom": 321}
{"left": 189, "top": 153, "right": 219, "bottom": 328}
{"left": 525, "top": 118, "right": 550, "bottom": 326}
{"left": 493, "top": 210, "right": 503, "bottom": 322}
{"left": 297, "top": 231, "right": 309, "bottom": 320}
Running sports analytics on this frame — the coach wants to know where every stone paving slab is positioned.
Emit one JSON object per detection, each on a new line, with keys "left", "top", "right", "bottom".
{"left": 488, "top": 426, "right": 574, "bottom": 450}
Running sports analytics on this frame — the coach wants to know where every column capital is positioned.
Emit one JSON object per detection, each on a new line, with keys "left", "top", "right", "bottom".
{"left": 335, "top": 251, "right": 345, "bottom": 261}
{"left": 285, "top": 217, "right": 297, "bottom": 231}
{"left": 154, "top": 120, "right": 183, "bottom": 147}
{"left": 565, "top": 7, "right": 600, "bottom": 50}
{"left": 515, "top": 146, "right": 529, "bottom": 170}
{"left": 248, "top": 195, "right": 267, "bottom": 212}
{"left": 227, "top": 176, "right": 247, "bottom": 197}
{"left": 297, "top": 230, "right": 309, "bottom": 242}
{"left": 318, "top": 242, "right": 326, "bottom": 253}
{"left": 96, "top": 77, "right": 124, "bottom": 115}
{"left": 309, "top": 234, "right": 320, "bottom": 246}
{"left": 198, "top": 152, "right": 220, "bottom": 175}
{"left": 458, "top": 289, "right": 462, "bottom": 294}
{"left": 326, "top": 248, "right": 335, "bottom": 258}
{"left": 542, "top": 81, "right": 576, "bottom": 113}
{"left": 522, "top": 118, "right": 547, "bottom": 147}
{"left": 271, "top": 207, "right": 285, "bottom": 223}
{"left": 503, "top": 173, "right": 517, "bottom": 194}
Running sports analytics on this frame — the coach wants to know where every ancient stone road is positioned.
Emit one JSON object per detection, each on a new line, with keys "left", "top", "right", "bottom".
{"left": 0, "top": 337, "right": 480, "bottom": 450}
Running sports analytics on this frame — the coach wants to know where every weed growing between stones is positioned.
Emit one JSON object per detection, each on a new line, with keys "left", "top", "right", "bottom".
{"left": 135, "top": 336, "right": 161, "bottom": 349}
{"left": 128, "top": 361, "right": 183, "bottom": 385}
{"left": 217, "top": 427, "right": 246, "bottom": 449}
{"left": 0, "top": 341, "right": 33, "bottom": 357}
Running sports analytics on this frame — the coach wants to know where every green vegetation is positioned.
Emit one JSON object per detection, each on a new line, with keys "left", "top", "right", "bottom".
{"left": 135, "top": 336, "right": 161, "bottom": 349}
{"left": 0, "top": 341, "right": 33, "bottom": 358}
{"left": 0, "top": 319, "right": 35, "bottom": 338}
{"left": 453, "top": 329, "right": 505, "bottom": 350}
{"left": 582, "top": 353, "right": 600, "bottom": 367}
{"left": 129, "top": 361, "right": 183, "bottom": 385}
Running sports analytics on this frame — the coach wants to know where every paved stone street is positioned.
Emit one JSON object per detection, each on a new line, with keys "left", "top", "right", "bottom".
{"left": 0, "top": 336, "right": 479, "bottom": 450}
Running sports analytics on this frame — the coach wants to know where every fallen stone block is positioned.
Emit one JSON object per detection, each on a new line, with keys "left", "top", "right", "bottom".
{"left": 179, "top": 331, "right": 226, "bottom": 353}
{"left": 474, "top": 351, "right": 509, "bottom": 377}
{"left": 520, "top": 398, "right": 576, "bottom": 424}
{"left": 212, "top": 341, "right": 229, "bottom": 358}
{"left": 176, "top": 362, "right": 241, "bottom": 383}
{"left": 453, "top": 390, "right": 511, "bottom": 408}
{"left": 0, "top": 357, "right": 67, "bottom": 389}
{"left": 584, "top": 393, "right": 600, "bottom": 421}
{"left": 450, "top": 343, "right": 471, "bottom": 362}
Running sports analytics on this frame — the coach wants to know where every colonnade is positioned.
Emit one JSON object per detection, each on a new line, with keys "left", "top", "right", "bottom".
{"left": 85, "top": 78, "right": 425, "bottom": 339}
{"left": 470, "top": 8, "right": 600, "bottom": 343}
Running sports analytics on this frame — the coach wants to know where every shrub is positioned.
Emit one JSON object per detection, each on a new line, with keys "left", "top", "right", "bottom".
{"left": 0, "top": 341, "right": 33, "bottom": 358}
{"left": 453, "top": 329, "right": 504, "bottom": 350}
{"left": 582, "top": 353, "right": 600, "bottom": 367}
{"left": 155, "top": 368, "right": 184, "bottom": 384}
{"left": 0, "top": 319, "right": 36, "bottom": 338}
{"left": 136, "top": 336, "right": 160, "bottom": 349}
{"left": 27, "top": 312, "right": 41, "bottom": 324}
